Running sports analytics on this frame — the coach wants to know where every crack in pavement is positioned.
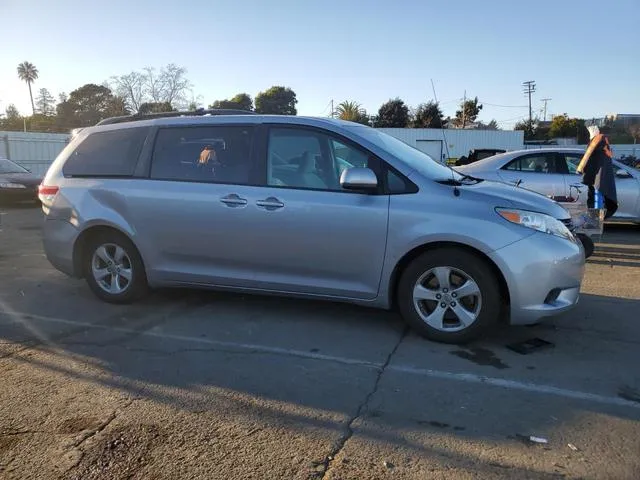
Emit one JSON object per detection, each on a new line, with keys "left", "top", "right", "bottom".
{"left": 319, "top": 326, "right": 409, "bottom": 479}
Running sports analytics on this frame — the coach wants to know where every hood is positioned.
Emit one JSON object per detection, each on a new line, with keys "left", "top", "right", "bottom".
{"left": 459, "top": 178, "right": 570, "bottom": 219}
{"left": 0, "top": 172, "right": 43, "bottom": 187}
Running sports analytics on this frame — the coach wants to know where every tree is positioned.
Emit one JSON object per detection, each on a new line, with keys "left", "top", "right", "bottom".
{"left": 5, "top": 104, "right": 20, "bottom": 121}
{"left": 514, "top": 119, "right": 537, "bottom": 140}
{"left": 209, "top": 93, "right": 253, "bottom": 111}
{"left": 627, "top": 124, "right": 640, "bottom": 144}
{"left": 333, "top": 101, "right": 369, "bottom": 124}
{"left": 56, "top": 83, "right": 129, "bottom": 128}
{"left": 0, "top": 104, "right": 24, "bottom": 131}
{"left": 548, "top": 114, "right": 588, "bottom": 142}
{"left": 111, "top": 64, "right": 193, "bottom": 112}
{"left": 110, "top": 71, "right": 145, "bottom": 112}
{"left": 255, "top": 86, "right": 297, "bottom": 115}
{"left": 376, "top": 98, "right": 409, "bottom": 128}
{"left": 476, "top": 119, "right": 500, "bottom": 130}
{"left": 138, "top": 102, "right": 176, "bottom": 115}
{"left": 17, "top": 61, "right": 39, "bottom": 115}
{"left": 411, "top": 101, "right": 444, "bottom": 128}
{"left": 35, "top": 88, "right": 56, "bottom": 116}
{"left": 452, "top": 97, "right": 483, "bottom": 128}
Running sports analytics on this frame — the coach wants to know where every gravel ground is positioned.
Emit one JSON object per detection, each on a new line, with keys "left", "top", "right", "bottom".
{"left": 0, "top": 206, "right": 639, "bottom": 479}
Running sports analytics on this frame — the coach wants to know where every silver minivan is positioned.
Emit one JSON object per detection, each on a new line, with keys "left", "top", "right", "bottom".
{"left": 39, "top": 111, "right": 585, "bottom": 343}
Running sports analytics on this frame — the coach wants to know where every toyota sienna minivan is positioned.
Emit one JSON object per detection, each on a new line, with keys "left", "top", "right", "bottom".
{"left": 39, "top": 110, "right": 585, "bottom": 343}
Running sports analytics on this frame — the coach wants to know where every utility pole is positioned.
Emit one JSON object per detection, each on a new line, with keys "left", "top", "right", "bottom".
{"left": 540, "top": 97, "right": 551, "bottom": 121}
{"left": 330, "top": 99, "right": 334, "bottom": 118}
{"left": 462, "top": 90, "right": 466, "bottom": 129}
{"left": 522, "top": 81, "right": 536, "bottom": 126}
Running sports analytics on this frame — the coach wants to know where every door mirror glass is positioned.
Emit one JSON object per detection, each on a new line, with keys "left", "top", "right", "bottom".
{"left": 340, "top": 167, "right": 378, "bottom": 191}
{"left": 615, "top": 168, "right": 632, "bottom": 178}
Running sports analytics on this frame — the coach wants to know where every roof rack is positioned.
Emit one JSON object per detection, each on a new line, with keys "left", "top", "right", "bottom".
{"left": 96, "top": 108, "right": 257, "bottom": 126}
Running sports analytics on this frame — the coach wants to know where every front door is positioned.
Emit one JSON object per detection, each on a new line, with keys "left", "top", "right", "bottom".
{"left": 245, "top": 125, "right": 390, "bottom": 300}
{"left": 497, "top": 152, "right": 567, "bottom": 199}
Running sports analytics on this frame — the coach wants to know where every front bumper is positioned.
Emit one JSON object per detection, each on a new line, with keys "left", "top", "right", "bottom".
{"left": 488, "top": 231, "right": 585, "bottom": 325}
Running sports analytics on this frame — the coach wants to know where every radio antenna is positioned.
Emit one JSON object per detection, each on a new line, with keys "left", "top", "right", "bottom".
{"left": 430, "top": 79, "right": 459, "bottom": 196}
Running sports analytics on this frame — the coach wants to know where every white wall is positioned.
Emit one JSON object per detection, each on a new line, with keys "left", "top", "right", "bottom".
{"left": 1, "top": 131, "right": 70, "bottom": 176}
{"left": 378, "top": 128, "right": 524, "bottom": 163}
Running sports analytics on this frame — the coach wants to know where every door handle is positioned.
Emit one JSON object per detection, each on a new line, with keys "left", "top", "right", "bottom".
{"left": 256, "top": 197, "right": 284, "bottom": 211}
{"left": 220, "top": 194, "right": 247, "bottom": 207}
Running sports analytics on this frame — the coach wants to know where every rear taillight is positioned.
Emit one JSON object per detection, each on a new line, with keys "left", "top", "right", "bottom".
{"left": 38, "top": 185, "right": 59, "bottom": 204}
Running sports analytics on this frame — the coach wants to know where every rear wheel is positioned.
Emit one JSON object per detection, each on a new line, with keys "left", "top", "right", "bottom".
{"left": 397, "top": 248, "right": 502, "bottom": 344}
{"left": 82, "top": 231, "right": 148, "bottom": 304}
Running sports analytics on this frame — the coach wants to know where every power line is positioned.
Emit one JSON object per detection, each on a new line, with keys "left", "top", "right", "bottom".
{"left": 478, "top": 100, "right": 528, "bottom": 108}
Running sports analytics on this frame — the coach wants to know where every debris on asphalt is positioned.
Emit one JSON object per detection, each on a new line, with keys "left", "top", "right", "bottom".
{"left": 515, "top": 434, "right": 549, "bottom": 445}
{"left": 383, "top": 460, "right": 394, "bottom": 469}
{"left": 506, "top": 338, "right": 554, "bottom": 355}
{"left": 567, "top": 443, "right": 579, "bottom": 451}
{"left": 529, "top": 436, "right": 548, "bottom": 444}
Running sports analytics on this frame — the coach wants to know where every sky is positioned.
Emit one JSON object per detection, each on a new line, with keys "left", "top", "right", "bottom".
{"left": 1, "top": 0, "right": 639, "bottom": 129}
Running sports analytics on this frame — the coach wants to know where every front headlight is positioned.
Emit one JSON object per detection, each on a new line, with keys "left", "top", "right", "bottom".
{"left": 496, "top": 208, "right": 575, "bottom": 241}
{"left": 0, "top": 182, "right": 27, "bottom": 189}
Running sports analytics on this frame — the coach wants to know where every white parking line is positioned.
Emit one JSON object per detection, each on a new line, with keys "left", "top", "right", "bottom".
{"left": 3, "top": 311, "right": 639, "bottom": 410}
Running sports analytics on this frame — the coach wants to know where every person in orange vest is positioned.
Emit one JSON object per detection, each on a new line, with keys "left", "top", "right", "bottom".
{"left": 576, "top": 126, "right": 618, "bottom": 218}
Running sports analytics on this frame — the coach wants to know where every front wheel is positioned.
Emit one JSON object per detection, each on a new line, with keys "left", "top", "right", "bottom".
{"left": 397, "top": 248, "right": 502, "bottom": 344}
{"left": 576, "top": 233, "right": 594, "bottom": 258}
{"left": 82, "top": 231, "right": 148, "bottom": 304}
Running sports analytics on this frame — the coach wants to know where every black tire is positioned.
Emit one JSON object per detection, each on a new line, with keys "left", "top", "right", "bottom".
{"left": 82, "top": 230, "right": 148, "bottom": 304}
{"left": 397, "top": 248, "right": 502, "bottom": 344}
{"left": 576, "top": 233, "right": 594, "bottom": 259}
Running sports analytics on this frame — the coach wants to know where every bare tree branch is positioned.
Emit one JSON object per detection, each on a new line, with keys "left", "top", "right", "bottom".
{"left": 110, "top": 72, "right": 145, "bottom": 112}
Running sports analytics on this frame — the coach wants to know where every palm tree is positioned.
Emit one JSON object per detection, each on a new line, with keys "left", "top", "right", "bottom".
{"left": 17, "top": 61, "right": 39, "bottom": 115}
{"left": 333, "top": 101, "right": 369, "bottom": 124}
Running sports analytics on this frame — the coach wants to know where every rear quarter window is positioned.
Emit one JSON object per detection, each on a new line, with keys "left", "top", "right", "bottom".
{"left": 62, "top": 127, "right": 149, "bottom": 177}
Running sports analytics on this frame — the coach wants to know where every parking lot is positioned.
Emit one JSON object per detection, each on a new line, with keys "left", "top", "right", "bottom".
{"left": 0, "top": 206, "right": 639, "bottom": 479}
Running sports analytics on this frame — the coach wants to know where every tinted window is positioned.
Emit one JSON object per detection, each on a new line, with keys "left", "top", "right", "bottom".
{"left": 150, "top": 126, "right": 255, "bottom": 185}
{"left": 63, "top": 127, "right": 149, "bottom": 177}
{"left": 267, "top": 128, "right": 373, "bottom": 191}
{"left": 0, "top": 158, "right": 29, "bottom": 174}
{"left": 504, "top": 154, "right": 557, "bottom": 173}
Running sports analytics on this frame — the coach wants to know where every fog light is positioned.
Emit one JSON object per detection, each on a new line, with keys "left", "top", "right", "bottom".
{"left": 544, "top": 289, "right": 561, "bottom": 304}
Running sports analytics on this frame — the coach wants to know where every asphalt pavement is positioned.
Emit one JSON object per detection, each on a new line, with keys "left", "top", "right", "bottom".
{"left": 0, "top": 206, "right": 639, "bottom": 479}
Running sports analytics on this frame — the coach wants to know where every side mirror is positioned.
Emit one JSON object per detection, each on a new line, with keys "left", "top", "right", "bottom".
{"left": 340, "top": 167, "right": 378, "bottom": 192}
{"left": 616, "top": 168, "right": 632, "bottom": 178}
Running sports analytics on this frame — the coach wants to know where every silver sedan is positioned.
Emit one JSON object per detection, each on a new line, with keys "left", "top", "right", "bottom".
{"left": 455, "top": 147, "right": 640, "bottom": 223}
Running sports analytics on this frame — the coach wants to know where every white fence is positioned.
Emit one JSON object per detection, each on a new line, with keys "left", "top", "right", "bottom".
{"left": 2, "top": 129, "right": 637, "bottom": 176}
{"left": 1, "top": 131, "right": 70, "bottom": 177}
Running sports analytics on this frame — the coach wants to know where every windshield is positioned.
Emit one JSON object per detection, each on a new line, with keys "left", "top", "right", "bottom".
{"left": 347, "top": 126, "right": 462, "bottom": 180}
{"left": 0, "top": 158, "right": 29, "bottom": 174}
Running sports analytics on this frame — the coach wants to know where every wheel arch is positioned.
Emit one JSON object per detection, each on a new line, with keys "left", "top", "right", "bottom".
{"left": 387, "top": 241, "right": 511, "bottom": 321}
{"left": 72, "top": 223, "right": 145, "bottom": 278}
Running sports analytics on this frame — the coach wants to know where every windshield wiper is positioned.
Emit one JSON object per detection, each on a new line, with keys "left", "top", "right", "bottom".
{"left": 436, "top": 174, "right": 482, "bottom": 186}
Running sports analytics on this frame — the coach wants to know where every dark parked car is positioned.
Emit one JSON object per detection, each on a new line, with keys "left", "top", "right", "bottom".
{"left": 455, "top": 148, "right": 507, "bottom": 166}
{"left": 0, "top": 157, "right": 42, "bottom": 204}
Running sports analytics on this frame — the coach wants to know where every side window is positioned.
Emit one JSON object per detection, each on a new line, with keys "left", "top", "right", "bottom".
{"left": 386, "top": 167, "right": 418, "bottom": 194}
{"left": 517, "top": 154, "right": 556, "bottom": 173}
{"left": 564, "top": 154, "right": 582, "bottom": 175}
{"left": 150, "top": 126, "right": 255, "bottom": 185}
{"left": 62, "top": 127, "right": 149, "bottom": 177}
{"left": 267, "top": 128, "right": 371, "bottom": 191}
{"left": 503, "top": 158, "right": 521, "bottom": 171}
